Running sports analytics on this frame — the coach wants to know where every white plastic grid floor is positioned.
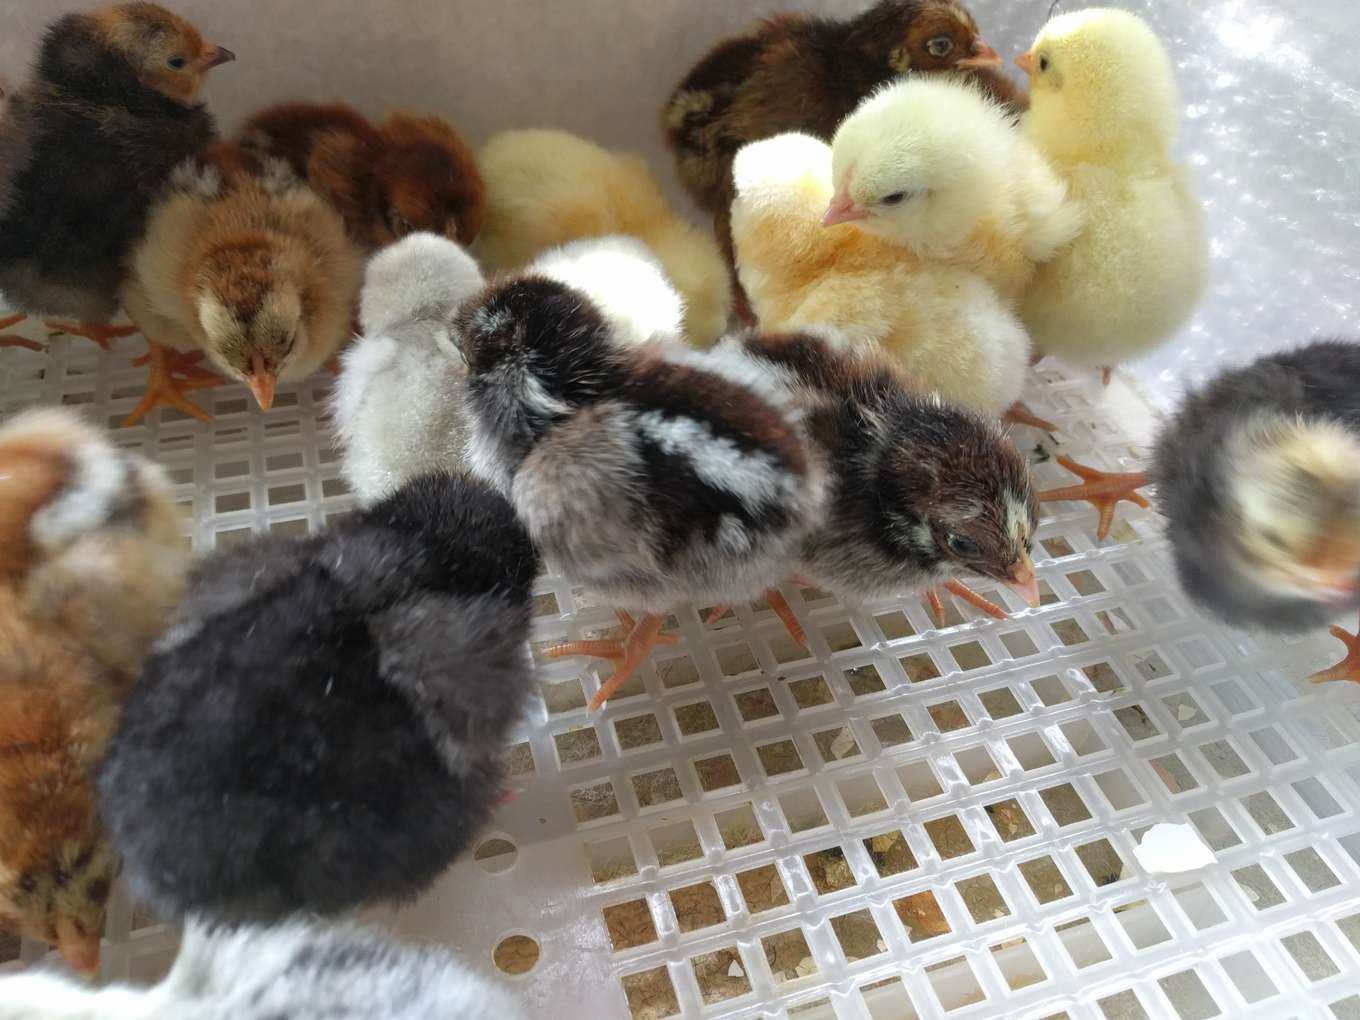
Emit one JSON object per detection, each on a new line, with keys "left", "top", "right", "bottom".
{"left": 5, "top": 320, "right": 1360, "bottom": 1020}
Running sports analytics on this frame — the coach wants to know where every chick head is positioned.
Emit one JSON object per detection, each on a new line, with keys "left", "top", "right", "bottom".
{"left": 826, "top": 79, "right": 1013, "bottom": 252}
{"left": 90, "top": 2, "right": 234, "bottom": 104}
{"left": 1016, "top": 8, "right": 1178, "bottom": 161}
{"left": 862, "top": 0, "right": 1002, "bottom": 77}
{"left": 1226, "top": 416, "right": 1360, "bottom": 605}
{"left": 195, "top": 239, "right": 305, "bottom": 410}
{"left": 373, "top": 115, "right": 486, "bottom": 248}
{"left": 359, "top": 232, "right": 484, "bottom": 337}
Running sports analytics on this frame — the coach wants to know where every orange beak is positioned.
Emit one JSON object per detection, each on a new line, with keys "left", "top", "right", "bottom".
{"left": 247, "top": 352, "right": 276, "bottom": 411}
{"left": 1014, "top": 51, "right": 1036, "bottom": 76}
{"left": 199, "top": 45, "right": 236, "bottom": 70}
{"left": 57, "top": 922, "right": 101, "bottom": 980}
{"left": 823, "top": 194, "right": 868, "bottom": 227}
{"left": 1006, "top": 552, "right": 1041, "bottom": 608}
{"left": 957, "top": 39, "right": 1004, "bottom": 69}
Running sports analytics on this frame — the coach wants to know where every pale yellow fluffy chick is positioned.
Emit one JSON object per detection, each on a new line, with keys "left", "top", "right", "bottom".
{"left": 1016, "top": 7, "right": 1207, "bottom": 370}
{"left": 121, "top": 153, "right": 363, "bottom": 412}
{"left": 473, "top": 129, "right": 730, "bottom": 346}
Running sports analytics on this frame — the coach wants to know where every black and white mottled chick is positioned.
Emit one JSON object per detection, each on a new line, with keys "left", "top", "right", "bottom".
{"left": 740, "top": 331, "right": 1040, "bottom": 608}
{"left": 98, "top": 472, "right": 538, "bottom": 921}
{"left": 0, "top": 919, "right": 524, "bottom": 1020}
{"left": 1154, "top": 340, "right": 1360, "bottom": 656}
{"left": 455, "top": 270, "right": 827, "bottom": 708}
{"left": 0, "top": 3, "right": 232, "bottom": 323}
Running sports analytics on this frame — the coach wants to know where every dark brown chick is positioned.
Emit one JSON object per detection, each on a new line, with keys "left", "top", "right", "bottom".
{"left": 663, "top": 0, "right": 1021, "bottom": 316}
{"left": 239, "top": 103, "right": 485, "bottom": 250}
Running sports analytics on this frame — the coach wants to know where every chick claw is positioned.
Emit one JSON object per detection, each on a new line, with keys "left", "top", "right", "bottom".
{"left": 706, "top": 581, "right": 811, "bottom": 650}
{"left": 123, "top": 346, "right": 226, "bottom": 427}
{"left": 547, "top": 611, "right": 675, "bottom": 710}
{"left": 0, "top": 313, "right": 44, "bottom": 352}
{"left": 1310, "top": 619, "right": 1360, "bottom": 685}
{"left": 1039, "top": 454, "right": 1150, "bottom": 541}
{"left": 1004, "top": 401, "right": 1058, "bottom": 433}
{"left": 928, "top": 580, "right": 1010, "bottom": 628}
{"left": 43, "top": 319, "right": 139, "bottom": 351}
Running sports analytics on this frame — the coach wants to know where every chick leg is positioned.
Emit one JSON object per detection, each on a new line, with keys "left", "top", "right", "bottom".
{"left": 706, "top": 580, "right": 811, "bottom": 650}
{"left": 1039, "top": 454, "right": 1150, "bottom": 541}
{"left": 43, "top": 319, "right": 139, "bottom": 351}
{"left": 928, "top": 580, "right": 1010, "bottom": 627}
{"left": 1102, "top": 367, "right": 1114, "bottom": 386}
{"left": 1310, "top": 615, "right": 1360, "bottom": 684}
{"left": 1003, "top": 402, "right": 1058, "bottom": 433}
{"left": 0, "top": 313, "right": 44, "bottom": 351}
{"left": 546, "top": 611, "right": 673, "bottom": 710}
{"left": 122, "top": 345, "right": 226, "bottom": 427}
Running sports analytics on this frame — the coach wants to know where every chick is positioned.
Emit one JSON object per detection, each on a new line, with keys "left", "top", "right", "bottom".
{"left": 332, "top": 233, "right": 485, "bottom": 505}
{"left": 239, "top": 103, "right": 485, "bottom": 250}
{"left": 663, "top": 0, "right": 1020, "bottom": 312}
{"left": 99, "top": 472, "right": 538, "bottom": 921}
{"left": 474, "top": 129, "right": 729, "bottom": 346}
{"left": 0, "top": 920, "right": 525, "bottom": 1020}
{"left": 0, "top": 408, "right": 185, "bottom": 977}
{"left": 0, "top": 3, "right": 232, "bottom": 350}
{"left": 1151, "top": 340, "right": 1360, "bottom": 683}
{"left": 119, "top": 148, "right": 363, "bottom": 423}
{"left": 731, "top": 78, "right": 1078, "bottom": 423}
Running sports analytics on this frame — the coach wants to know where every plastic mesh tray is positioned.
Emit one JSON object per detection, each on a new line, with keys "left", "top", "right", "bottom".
{"left": 4, "top": 321, "right": 1360, "bottom": 1020}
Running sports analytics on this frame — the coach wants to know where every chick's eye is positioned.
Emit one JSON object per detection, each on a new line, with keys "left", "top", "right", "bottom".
{"left": 1038, "top": 55, "right": 1050, "bottom": 72}
{"left": 167, "top": 56, "right": 187, "bottom": 70}
{"left": 881, "top": 191, "right": 910, "bottom": 206}
{"left": 946, "top": 533, "right": 982, "bottom": 558}
{"left": 926, "top": 35, "right": 954, "bottom": 58}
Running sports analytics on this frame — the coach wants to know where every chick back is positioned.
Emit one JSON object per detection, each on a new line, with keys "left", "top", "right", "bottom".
{"left": 99, "top": 473, "right": 538, "bottom": 921}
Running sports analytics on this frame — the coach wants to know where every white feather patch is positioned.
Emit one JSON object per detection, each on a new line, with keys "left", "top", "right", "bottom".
{"left": 637, "top": 411, "right": 785, "bottom": 512}
{"left": 30, "top": 440, "right": 128, "bottom": 551}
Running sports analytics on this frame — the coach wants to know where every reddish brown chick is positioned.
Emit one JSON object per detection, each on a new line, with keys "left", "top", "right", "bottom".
{"left": 373, "top": 113, "right": 486, "bottom": 248}
{"left": 90, "top": 1, "right": 234, "bottom": 105}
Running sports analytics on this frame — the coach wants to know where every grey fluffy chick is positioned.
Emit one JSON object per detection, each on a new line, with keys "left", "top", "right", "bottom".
{"left": 332, "top": 233, "right": 485, "bottom": 504}
{"left": 99, "top": 472, "right": 538, "bottom": 921}
{"left": 1153, "top": 340, "right": 1360, "bottom": 663}
{"left": 0, "top": 920, "right": 524, "bottom": 1020}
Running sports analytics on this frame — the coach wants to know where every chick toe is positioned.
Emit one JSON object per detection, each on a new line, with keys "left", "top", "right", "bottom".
{"left": 1310, "top": 620, "right": 1360, "bottom": 685}
{"left": 0, "top": 313, "right": 43, "bottom": 351}
{"left": 547, "top": 612, "right": 670, "bottom": 710}
{"left": 929, "top": 580, "right": 1010, "bottom": 628}
{"left": 122, "top": 345, "right": 226, "bottom": 427}
{"left": 43, "top": 319, "right": 138, "bottom": 352}
{"left": 1004, "top": 402, "right": 1059, "bottom": 434}
{"left": 1039, "top": 455, "right": 1150, "bottom": 541}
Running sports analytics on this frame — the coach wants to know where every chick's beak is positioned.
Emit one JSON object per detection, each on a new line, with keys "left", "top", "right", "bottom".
{"left": 957, "top": 39, "right": 1004, "bottom": 69}
{"left": 200, "top": 45, "right": 236, "bottom": 70}
{"left": 822, "top": 195, "right": 868, "bottom": 227}
{"left": 57, "top": 923, "right": 101, "bottom": 980}
{"left": 1014, "top": 51, "right": 1036, "bottom": 76}
{"left": 247, "top": 352, "right": 276, "bottom": 411}
{"left": 1005, "top": 552, "right": 1041, "bottom": 608}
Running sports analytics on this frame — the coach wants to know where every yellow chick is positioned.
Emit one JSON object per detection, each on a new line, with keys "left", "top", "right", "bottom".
{"left": 473, "top": 129, "right": 730, "bottom": 346}
{"left": 1016, "top": 7, "right": 1207, "bottom": 374}
{"left": 120, "top": 153, "right": 363, "bottom": 423}
{"left": 732, "top": 78, "right": 1078, "bottom": 420}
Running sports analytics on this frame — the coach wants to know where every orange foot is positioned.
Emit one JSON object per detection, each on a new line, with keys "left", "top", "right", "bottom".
{"left": 44, "top": 319, "right": 139, "bottom": 351}
{"left": 546, "top": 610, "right": 678, "bottom": 710}
{"left": 1102, "top": 366, "right": 1113, "bottom": 386}
{"left": 1040, "top": 454, "right": 1150, "bottom": 541}
{"left": 1004, "top": 401, "right": 1058, "bottom": 433}
{"left": 1311, "top": 617, "right": 1360, "bottom": 684}
{"left": 706, "top": 578, "right": 812, "bottom": 650}
{"left": 123, "top": 346, "right": 227, "bottom": 427}
{"left": 0, "top": 313, "right": 44, "bottom": 352}
{"left": 928, "top": 579, "right": 1009, "bottom": 627}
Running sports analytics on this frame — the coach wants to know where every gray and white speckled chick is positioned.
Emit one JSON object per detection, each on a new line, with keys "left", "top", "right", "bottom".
{"left": 0, "top": 920, "right": 524, "bottom": 1020}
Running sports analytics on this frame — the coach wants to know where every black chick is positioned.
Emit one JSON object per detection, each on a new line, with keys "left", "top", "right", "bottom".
{"left": 0, "top": 3, "right": 232, "bottom": 346}
{"left": 455, "top": 274, "right": 827, "bottom": 708}
{"left": 1153, "top": 339, "right": 1360, "bottom": 681}
{"left": 98, "top": 472, "right": 538, "bottom": 921}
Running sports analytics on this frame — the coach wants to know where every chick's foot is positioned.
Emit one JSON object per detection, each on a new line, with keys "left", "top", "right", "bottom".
{"left": 0, "top": 314, "right": 44, "bottom": 352}
{"left": 43, "top": 318, "right": 139, "bottom": 351}
{"left": 706, "top": 581, "right": 810, "bottom": 650}
{"left": 1039, "top": 454, "right": 1149, "bottom": 541}
{"left": 123, "top": 345, "right": 226, "bottom": 427}
{"left": 547, "top": 611, "right": 675, "bottom": 710}
{"left": 1004, "top": 401, "right": 1058, "bottom": 433}
{"left": 928, "top": 579, "right": 1010, "bottom": 627}
{"left": 1310, "top": 617, "right": 1360, "bottom": 685}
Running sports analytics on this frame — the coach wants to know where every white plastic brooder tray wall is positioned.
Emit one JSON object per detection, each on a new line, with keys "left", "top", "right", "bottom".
{"left": 4, "top": 331, "right": 1360, "bottom": 1020}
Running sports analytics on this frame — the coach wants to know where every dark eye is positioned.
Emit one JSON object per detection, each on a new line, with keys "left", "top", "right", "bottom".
{"left": 926, "top": 35, "right": 954, "bottom": 58}
{"left": 881, "top": 191, "right": 910, "bottom": 206}
{"left": 946, "top": 533, "right": 982, "bottom": 559}
{"left": 388, "top": 208, "right": 417, "bottom": 237}
{"left": 1038, "top": 55, "right": 1050, "bottom": 72}
{"left": 167, "top": 56, "right": 187, "bottom": 70}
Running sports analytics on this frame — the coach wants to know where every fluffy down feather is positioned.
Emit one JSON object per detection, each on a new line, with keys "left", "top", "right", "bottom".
{"left": 99, "top": 473, "right": 538, "bottom": 921}
{"left": 0, "top": 920, "right": 523, "bottom": 1020}
{"left": 474, "top": 129, "right": 729, "bottom": 346}
{"left": 1018, "top": 8, "right": 1207, "bottom": 367}
{"left": 731, "top": 127, "right": 1032, "bottom": 418}
{"left": 333, "top": 233, "right": 485, "bottom": 504}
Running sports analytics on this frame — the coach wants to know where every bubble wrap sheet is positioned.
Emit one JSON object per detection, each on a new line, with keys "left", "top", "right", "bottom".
{"left": 3, "top": 2, "right": 1360, "bottom": 1018}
